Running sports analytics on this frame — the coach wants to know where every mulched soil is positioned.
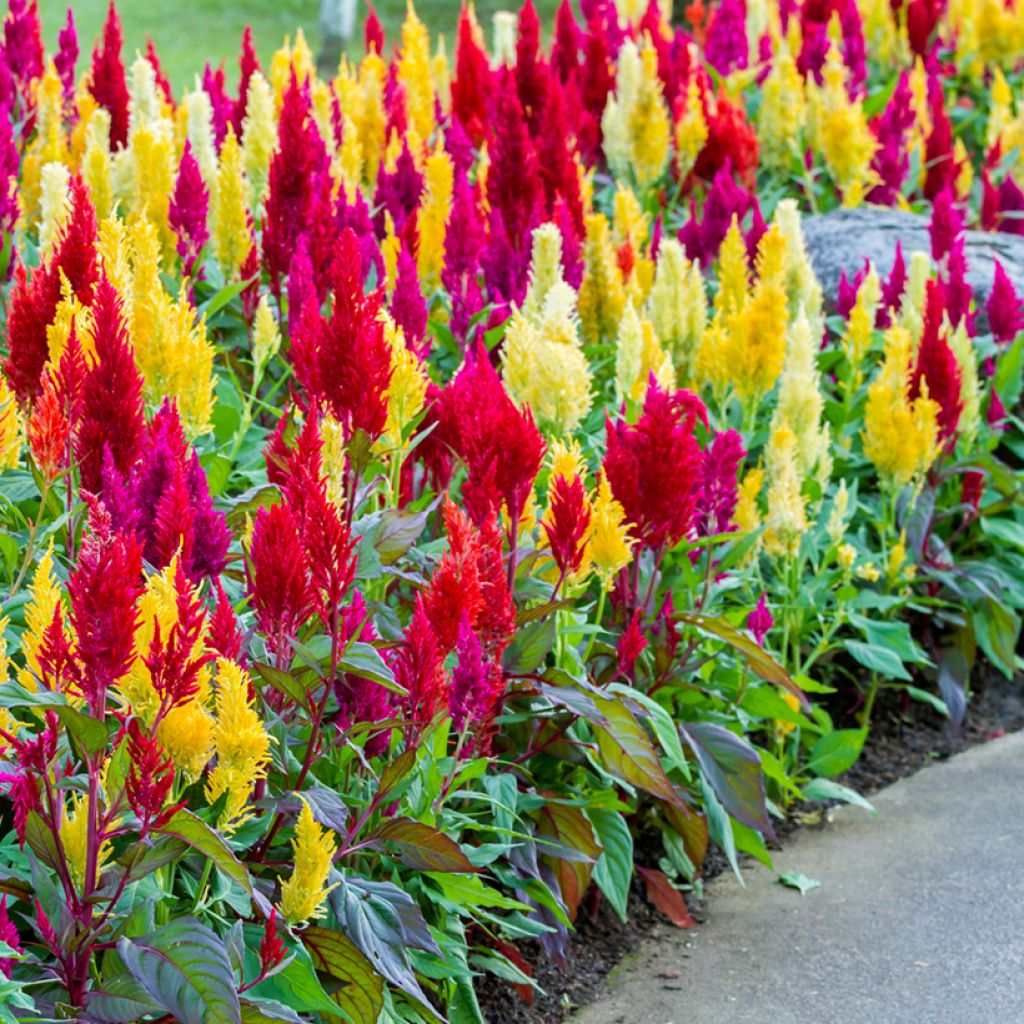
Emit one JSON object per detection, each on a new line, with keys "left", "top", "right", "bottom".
{"left": 476, "top": 666, "right": 1024, "bottom": 1024}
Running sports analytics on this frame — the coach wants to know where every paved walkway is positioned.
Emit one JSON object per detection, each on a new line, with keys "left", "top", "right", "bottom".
{"left": 575, "top": 732, "right": 1024, "bottom": 1024}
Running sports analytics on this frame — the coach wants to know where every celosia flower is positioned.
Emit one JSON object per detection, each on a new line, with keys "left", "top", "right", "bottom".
{"left": 395, "top": 596, "right": 447, "bottom": 731}
{"left": 169, "top": 140, "right": 210, "bottom": 278}
{"left": 863, "top": 324, "right": 941, "bottom": 488}
{"left": 391, "top": 246, "right": 428, "bottom": 358}
{"left": 89, "top": 0, "right": 131, "bottom": 149}
{"left": 214, "top": 128, "right": 252, "bottom": 279}
{"left": 603, "top": 380, "right": 707, "bottom": 552}
{"left": 246, "top": 502, "right": 312, "bottom": 652}
{"left": 763, "top": 424, "right": 807, "bottom": 559}
{"left": 439, "top": 343, "right": 547, "bottom": 529}
{"left": 206, "top": 659, "right": 272, "bottom": 833}
{"left": 280, "top": 799, "right": 337, "bottom": 925}
{"left": 910, "top": 281, "right": 963, "bottom": 446}
{"left": 705, "top": 0, "right": 747, "bottom": 75}
{"left": 929, "top": 187, "right": 963, "bottom": 263}
{"left": 987, "top": 261, "right": 1023, "bottom": 345}
{"left": 616, "top": 611, "right": 647, "bottom": 679}
{"left": 747, "top": 594, "right": 774, "bottom": 647}
{"left": 0, "top": 897, "right": 22, "bottom": 978}
{"left": 448, "top": 613, "right": 488, "bottom": 732}
{"left": 74, "top": 278, "right": 146, "bottom": 495}
{"left": 589, "top": 470, "right": 635, "bottom": 588}
{"left": 695, "top": 429, "right": 746, "bottom": 537}
{"left": 144, "top": 562, "right": 211, "bottom": 714}
{"left": 67, "top": 505, "right": 144, "bottom": 714}
{"left": 292, "top": 229, "right": 393, "bottom": 441}
{"left": 125, "top": 719, "right": 178, "bottom": 835}
{"left": 544, "top": 465, "right": 592, "bottom": 580}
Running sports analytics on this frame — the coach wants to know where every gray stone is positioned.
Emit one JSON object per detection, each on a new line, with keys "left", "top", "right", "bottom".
{"left": 801, "top": 207, "right": 1024, "bottom": 312}
{"left": 574, "top": 732, "right": 1024, "bottom": 1024}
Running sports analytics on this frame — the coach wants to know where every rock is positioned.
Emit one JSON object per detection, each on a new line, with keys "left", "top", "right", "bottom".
{"left": 800, "top": 207, "right": 1024, "bottom": 314}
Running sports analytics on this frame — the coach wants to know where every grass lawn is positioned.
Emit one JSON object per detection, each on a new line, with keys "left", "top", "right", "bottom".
{"left": 36, "top": 0, "right": 560, "bottom": 90}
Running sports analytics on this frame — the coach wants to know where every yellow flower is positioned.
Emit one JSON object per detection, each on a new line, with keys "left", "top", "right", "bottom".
{"left": 62, "top": 793, "right": 113, "bottom": 892}
{"left": 837, "top": 542, "right": 857, "bottom": 573}
{"left": 734, "top": 467, "right": 764, "bottom": 536}
{"left": 614, "top": 303, "right": 675, "bottom": 405}
{"left": 252, "top": 294, "right": 281, "bottom": 376}
{"left": 242, "top": 71, "right": 277, "bottom": 210}
{"left": 763, "top": 424, "right": 807, "bottom": 558}
{"left": 858, "top": 562, "right": 880, "bottom": 583}
{"left": 0, "top": 377, "right": 21, "bottom": 471}
{"left": 602, "top": 39, "right": 671, "bottom": 189}
{"left": 502, "top": 283, "right": 593, "bottom": 435}
{"left": 206, "top": 660, "right": 272, "bottom": 834}
{"left": 82, "top": 108, "right": 115, "bottom": 222}
{"left": 358, "top": 54, "right": 388, "bottom": 186}
{"left": 648, "top": 238, "right": 706, "bottom": 375}
{"left": 776, "top": 692, "right": 802, "bottom": 738}
{"left": 862, "top": 325, "right": 941, "bottom": 488}
{"left": 522, "top": 223, "right": 567, "bottom": 323}
{"left": 808, "top": 40, "right": 877, "bottom": 202}
{"left": 213, "top": 128, "right": 252, "bottom": 279}
{"left": 17, "top": 544, "right": 65, "bottom": 691}
{"left": 381, "top": 315, "right": 429, "bottom": 451}
{"left": 713, "top": 217, "right": 750, "bottom": 320}
{"left": 578, "top": 213, "right": 626, "bottom": 346}
{"left": 38, "top": 161, "right": 71, "bottom": 255}
{"left": 417, "top": 145, "right": 454, "bottom": 287}
{"left": 127, "top": 123, "right": 176, "bottom": 262}
{"left": 541, "top": 439, "right": 594, "bottom": 586}
{"left": 397, "top": 4, "right": 436, "bottom": 149}
{"left": 772, "top": 311, "right": 829, "bottom": 478}
{"left": 675, "top": 75, "right": 708, "bottom": 180}
{"left": 280, "top": 798, "right": 338, "bottom": 925}
{"left": 589, "top": 471, "right": 635, "bottom": 588}
{"left": 158, "top": 698, "right": 215, "bottom": 782}
{"left": 826, "top": 480, "right": 850, "bottom": 547}
{"left": 759, "top": 44, "right": 805, "bottom": 169}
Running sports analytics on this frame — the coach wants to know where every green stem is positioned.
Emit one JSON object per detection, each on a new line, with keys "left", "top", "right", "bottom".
{"left": 582, "top": 587, "right": 607, "bottom": 665}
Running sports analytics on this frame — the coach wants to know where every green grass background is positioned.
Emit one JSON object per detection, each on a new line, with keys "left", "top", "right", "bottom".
{"left": 36, "top": 0, "right": 559, "bottom": 89}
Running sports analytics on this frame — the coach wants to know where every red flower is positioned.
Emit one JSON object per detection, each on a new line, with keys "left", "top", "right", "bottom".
{"left": 451, "top": 4, "right": 494, "bottom": 147}
{"left": 74, "top": 277, "right": 146, "bottom": 495}
{"left": 909, "top": 281, "right": 963, "bottom": 445}
{"left": 0, "top": 896, "right": 22, "bottom": 978}
{"left": 126, "top": 719, "right": 179, "bottom": 835}
{"left": 544, "top": 473, "right": 591, "bottom": 579}
{"left": 88, "top": 0, "right": 131, "bottom": 149}
{"left": 232, "top": 26, "right": 260, "bottom": 132}
{"left": 616, "top": 611, "right": 648, "bottom": 679}
{"left": 145, "top": 562, "right": 210, "bottom": 713}
{"left": 438, "top": 342, "right": 545, "bottom": 528}
{"left": 259, "top": 909, "right": 288, "bottom": 975}
{"left": 395, "top": 596, "right": 447, "bottom": 732}
{"left": 209, "top": 581, "right": 244, "bottom": 663}
{"left": 246, "top": 502, "right": 313, "bottom": 652}
{"left": 603, "top": 380, "right": 708, "bottom": 551}
{"left": 27, "top": 371, "right": 70, "bottom": 481}
{"left": 67, "top": 505, "right": 144, "bottom": 713}
{"left": 169, "top": 140, "right": 210, "bottom": 277}
{"left": 423, "top": 501, "right": 485, "bottom": 654}
{"left": 695, "top": 429, "right": 746, "bottom": 537}
{"left": 291, "top": 229, "right": 393, "bottom": 441}
{"left": 987, "top": 260, "right": 1023, "bottom": 345}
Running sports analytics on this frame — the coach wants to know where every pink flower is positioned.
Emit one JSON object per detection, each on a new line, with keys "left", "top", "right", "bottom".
{"left": 747, "top": 594, "right": 774, "bottom": 647}
{"left": 987, "top": 261, "right": 1023, "bottom": 344}
{"left": 169, "top": 140, "right": 210, "bottom": 277}
{"left": 696, "top": 429, "right": 746, "bottom": 537}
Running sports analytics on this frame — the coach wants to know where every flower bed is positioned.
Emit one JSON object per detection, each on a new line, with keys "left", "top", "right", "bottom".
{"left": 0, "top": 1, "right": 1022, "bottom": 1021}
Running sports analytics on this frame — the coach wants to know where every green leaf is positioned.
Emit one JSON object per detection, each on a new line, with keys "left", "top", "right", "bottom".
{"left": 587, "top": 807, "right": 633, "bottom": 923}
{"left": 247, "top": 935, "right": 346, "bottom": 1019}
{"left": 339, "top": 642, "right": 404, "bottom": 695}
{"left": 251, "top": 662, "right": 310, "bottom": 709}
{"left": 302, "top": 926, "right": 385, "bottom": 1024}
{"left": 674, "top": 611, "right": 808, "bottom": 707}
{"left": 374, "top": 506, "right": 432, "bottom": 565}
{"left": 778, "top": 872, "right": 820, "bottom": 895}
{"left": 806, "top": 729, "right": 866, "bottom": 777}
{"left": 55, "top": 705, "right": 109, "bottom": 755}
{"left": 118, "top": 918, "right": 241, "bottom": 1024}
{"left": 592, "top": 695, "right": 687, "bottom": 811}
{"left": 0, "top": 681, "right": 68, "bottom": 708}
{"left": 502, "top": 617, "right": 556, "bottom": 675}
{"left": 424, "top": 872, "right": 532, "bottom": 911}
{"left": 907, "top": 686, "right": 950, "bottom": 717}
{"left": 239, "top": 997, "right": 307, "bottom": 1024}
{"left": 680, "top": 721, "right": 772, "bottom": 837}
{"left": 155, "top": 809, "right": 271, "bottom": 915}
{"left": 84, "top": 974, "right": 164, "bottom": 1022}
{"left": 367, "top": 817, "right": 478, "bottom": 873}
{"left": 843, "top": 640, "right": 911, "bottom": 681}
{"left": 802, "top": 778, "right": 876, "bottom": 814}
{"left": 202, "top": 277, "right": 253, "bottom": 318}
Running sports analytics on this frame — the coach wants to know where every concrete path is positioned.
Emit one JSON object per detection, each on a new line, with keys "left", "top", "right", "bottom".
{"left": 575, "top": 732, "right": 1024, "bottom": 1024}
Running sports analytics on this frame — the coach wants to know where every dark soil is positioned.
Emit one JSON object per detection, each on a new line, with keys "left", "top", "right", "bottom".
{"left": 475, "top": 667, "right": 1024, "bottom": 1024}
